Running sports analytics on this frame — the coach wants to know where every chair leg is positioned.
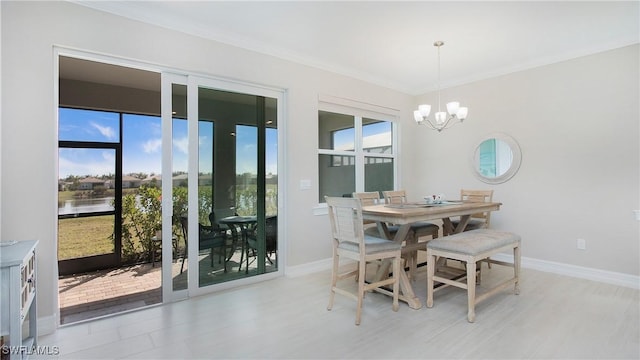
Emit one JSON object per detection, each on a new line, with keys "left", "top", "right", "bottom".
{"left": 222, "top": 245, "right": 227, "bottom": 273}
{"left": 426, "top": 253, "right": 436, "bottom": 308}
{"left": 238, "top": 238, "right": 245, "bottom": 272}
{"left": 327, "top": 250, "right": 338, "bottom": 311}
{"left": 392, "top": 255, "right": 400, "bottom": 312}
{"left": 466, "top": 259, "right": 477, "bottom": 323}
{"left": 355, "top": 258, "right": 366, "bottom": 325}
{"left": 180, "top": 246, "right": 187, "bottom": 274}
{"left": 245, "top": 244, "right": 251, "bottom": 274}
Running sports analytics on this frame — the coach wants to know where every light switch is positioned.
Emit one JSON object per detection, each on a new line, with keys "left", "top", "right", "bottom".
{"left": 300, "top": 179, "right": 311, "bottom": 190}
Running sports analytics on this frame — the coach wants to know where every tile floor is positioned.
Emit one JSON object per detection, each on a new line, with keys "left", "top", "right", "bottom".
{"left": 41, "top": 265, "right": 640, "bottom": 359}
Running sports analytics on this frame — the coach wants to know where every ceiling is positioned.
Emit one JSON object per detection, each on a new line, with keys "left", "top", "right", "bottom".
{"left": 71, "top": 1, "right": 639, "bottom": 95}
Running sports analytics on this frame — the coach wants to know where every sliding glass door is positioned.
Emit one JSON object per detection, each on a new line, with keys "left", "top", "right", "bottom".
{"left": 162, "top": 74, "right": 281, "bottom": 299}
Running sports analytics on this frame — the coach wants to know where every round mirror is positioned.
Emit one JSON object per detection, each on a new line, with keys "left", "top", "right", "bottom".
{"left": 471, "top": 133, "right": 521, "bottom": 184}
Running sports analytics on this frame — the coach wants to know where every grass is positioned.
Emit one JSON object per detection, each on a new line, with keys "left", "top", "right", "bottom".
{"left": 58, "top": 215, "right": 180, "bottom": 261}
{"left": 58, "top": 215, "right": 115, "bottom": 260}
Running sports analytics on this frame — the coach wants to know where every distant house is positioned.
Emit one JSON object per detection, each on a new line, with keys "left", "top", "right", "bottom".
{"left": 78, "top": 177, "right": 105, "bottom": 190}
{"left": 141, "top": 174, "right": 162, "bottom": 187}
{"left": 58, "top": 180, "right": 72, "bottom": 191}
{"left": 198, "top": 173, "right": 212, "bottom": 186}
{"left": 172, "top": 174, "right": 188, "bottom": 187}
{"left": 122, "top": 175, "right": 142, "bottom": 189}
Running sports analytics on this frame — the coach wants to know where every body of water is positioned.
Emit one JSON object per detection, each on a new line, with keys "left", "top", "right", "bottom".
{"left": 59, "top": 197, "right": 114, "bottom": 215}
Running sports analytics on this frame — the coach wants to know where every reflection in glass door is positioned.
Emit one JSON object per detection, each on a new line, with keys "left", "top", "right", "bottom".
{"left": 196, "top": 87, "right": 279, "bottom": 288}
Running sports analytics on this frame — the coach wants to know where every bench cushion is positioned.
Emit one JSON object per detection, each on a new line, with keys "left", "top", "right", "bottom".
{"left": 427, "top": 229, "right": 520, "bottom": 255}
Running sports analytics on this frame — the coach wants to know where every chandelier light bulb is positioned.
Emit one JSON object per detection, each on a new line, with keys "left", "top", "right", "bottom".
{"left": 418, "top": 104, "right": 431, "bottom": 117}
{"left": 446, "top": 101, "right": 459, "bottom": 115}
{"left": 457, "top": 107, "right": 468, "bottom": 120}
{"left": 413, "top": 110, "right": 424, "bottom": 123}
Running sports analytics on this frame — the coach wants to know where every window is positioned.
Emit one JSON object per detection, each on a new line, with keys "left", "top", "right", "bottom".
{"left": 318, "top": 103, "right": 397, "bottom": 203}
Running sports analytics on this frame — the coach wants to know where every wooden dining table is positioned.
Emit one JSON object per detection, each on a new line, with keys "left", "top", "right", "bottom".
{"left": 361, "top": 200, "right": 502, "bottom": 309}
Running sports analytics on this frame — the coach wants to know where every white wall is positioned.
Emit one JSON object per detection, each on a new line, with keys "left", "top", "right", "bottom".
{"left": 406, "top": 44, "right": 639, "bottom": 277}
{"left": 0, "top": 1, "right": 412, "bottom": 327}
{"left": 1, "top": 1, "right": 638, "bottom": 333}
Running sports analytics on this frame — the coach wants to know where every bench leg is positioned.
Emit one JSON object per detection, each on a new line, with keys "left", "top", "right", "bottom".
{"left": 466, "top": 258, "right": 477, "bottom": 323}
{"left": 514, "top": 245, "right": 521, "bottom": 295}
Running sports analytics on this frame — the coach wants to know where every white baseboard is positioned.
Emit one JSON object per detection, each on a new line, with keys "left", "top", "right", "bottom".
{"left": 286, "top": 254, "right": 640, "bottom": 290}
{"left": 37, "top": 314, "right": 58, "bottom": 336}
{"left": 492, "top": 253, "right": 640, "bottom": 290}
{"left": 285, "top": 258, "right": 332, "bottom": 278}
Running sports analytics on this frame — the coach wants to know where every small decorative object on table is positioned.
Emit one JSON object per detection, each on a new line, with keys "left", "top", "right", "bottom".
{"left": 425, "top": 194, "right": 446, "bottom": 204}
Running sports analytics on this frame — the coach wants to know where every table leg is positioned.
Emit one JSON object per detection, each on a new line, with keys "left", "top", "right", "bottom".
{"left": 372, "top": 224, "right": 422, "bottom": 309}
{"left": 454, "top": 215, "right": 471, "bottom": 234}
{"left": 442, "top": 215, "right": 471, "bottom": 236}
{"left": 372, "top": 258, "right": 422, "bottom": 309}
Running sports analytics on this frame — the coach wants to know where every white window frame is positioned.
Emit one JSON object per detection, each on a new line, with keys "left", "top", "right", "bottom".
{"left": 317, "top": 95, "right": 399, "bottom": 209}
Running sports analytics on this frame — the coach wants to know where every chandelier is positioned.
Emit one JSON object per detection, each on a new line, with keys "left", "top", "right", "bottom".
{"left": 414, "top": 41, "right": 468, "bottom": 132}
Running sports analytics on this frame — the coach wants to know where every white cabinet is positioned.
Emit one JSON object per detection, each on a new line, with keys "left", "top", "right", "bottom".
{"left": 1, "top": 240, "right": 38, "bottom": 360}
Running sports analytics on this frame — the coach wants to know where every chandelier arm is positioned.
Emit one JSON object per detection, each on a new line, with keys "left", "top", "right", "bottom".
{"left": 443, "top": 115, "right": 462, "bottom": 130}
{"left": 422, "top": 119, "right": 438, "bottom": 131}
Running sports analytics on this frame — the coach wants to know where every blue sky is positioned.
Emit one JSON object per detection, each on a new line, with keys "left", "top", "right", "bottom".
{"left": 58, "top": 108, "right": 277, "bottom": 179}
{"left": 332, "top": 121, "right": 392, "bottom": 151}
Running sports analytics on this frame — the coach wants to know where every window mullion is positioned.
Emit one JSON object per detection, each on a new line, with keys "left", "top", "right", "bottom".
{"left": 355, "top": 115, "right": 365, "bottom": 192}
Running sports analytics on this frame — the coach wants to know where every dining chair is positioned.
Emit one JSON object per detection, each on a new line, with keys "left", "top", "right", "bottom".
{"left": 449, "top": 189, "right": 494, "bottom": 234}
{"left": 179, "top": 216, "right": 229, "bottom": 274}
{"left": 382, "top": 190, "right": 440, "bottom": 280}
{"left": 325, "top": 196, "right": 401, "bottom": 325}
{"left": 352, "top": 191, "right": 399, "bottom": 237}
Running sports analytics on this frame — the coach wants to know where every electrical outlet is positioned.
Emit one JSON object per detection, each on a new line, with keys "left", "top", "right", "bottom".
{"left": 577, "top": 238, "right": 586, "bottom": 250}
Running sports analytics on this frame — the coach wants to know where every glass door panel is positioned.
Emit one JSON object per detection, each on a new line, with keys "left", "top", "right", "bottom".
{"left": 195, "top": 86, "right": 278, "bottom": 288}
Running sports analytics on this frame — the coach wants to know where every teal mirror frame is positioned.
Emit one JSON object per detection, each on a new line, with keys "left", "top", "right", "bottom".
{"left": 471, "top": 132, "right": 522, "bottom": 184}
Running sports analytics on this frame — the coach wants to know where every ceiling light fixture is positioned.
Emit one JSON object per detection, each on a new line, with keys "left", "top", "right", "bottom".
{"left": 414, "top": 41, "right": 468, "bottom": 132}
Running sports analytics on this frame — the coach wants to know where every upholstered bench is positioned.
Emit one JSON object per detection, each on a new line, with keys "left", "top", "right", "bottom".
{"left": 426, "top": 229, "right": 521, "bottom": 322}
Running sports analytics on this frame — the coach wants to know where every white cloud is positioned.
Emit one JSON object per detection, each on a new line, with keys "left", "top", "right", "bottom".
{"left": 173, "top": 136, "right": 188, "bottom": 155}
{"left": 91, "top": 122, "right": 116, "bottom": 140}
{"left": 143, "top": 138, "right": 162, "bottom": 153}
{"left": 58, "top": 155, "right": 114, "bottom": 178}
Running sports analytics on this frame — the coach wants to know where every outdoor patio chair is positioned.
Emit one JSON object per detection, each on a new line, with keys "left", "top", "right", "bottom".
{"left": 243, "top": 215, "right": 277, "bottom": 273}
{"left": 179, "top": 216, "right": 229, "bottom": 273}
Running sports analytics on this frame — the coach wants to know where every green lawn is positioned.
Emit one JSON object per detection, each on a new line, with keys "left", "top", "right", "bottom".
{"left": 58, "top": 215, "right": 115, "bottom": 259}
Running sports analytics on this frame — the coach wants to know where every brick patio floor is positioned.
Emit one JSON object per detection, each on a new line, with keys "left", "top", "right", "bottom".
{"left": 58, "top": 263, "right": 162, "bottom": 324}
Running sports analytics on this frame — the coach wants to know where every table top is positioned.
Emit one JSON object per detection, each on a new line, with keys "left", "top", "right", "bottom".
{"left": 362, "top": 201, "right": 501, "bottom": 225}
{"left": 219, "top": 216, "right": 257, "bottom": 225}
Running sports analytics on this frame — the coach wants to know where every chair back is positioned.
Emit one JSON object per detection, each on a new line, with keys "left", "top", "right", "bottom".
{"left": 352, "top": 192, "right": 381, "bottom": 225}
{"left": 265, "top": 216, "right": 277, "bottom": 251}
{"left": 325, "top": 196, "right": 366, "bottom": 254}
{"left": 247, "top": 215, "right": 277, "bottom": 252}
{"left": 461, "top": 189, "right": 494, "bottom": 227}
{"left": 382, "top": 190, "right": 408, "bottom": 205}
{"left": 352, "top": 191, "right": 381, "bottom": 205}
